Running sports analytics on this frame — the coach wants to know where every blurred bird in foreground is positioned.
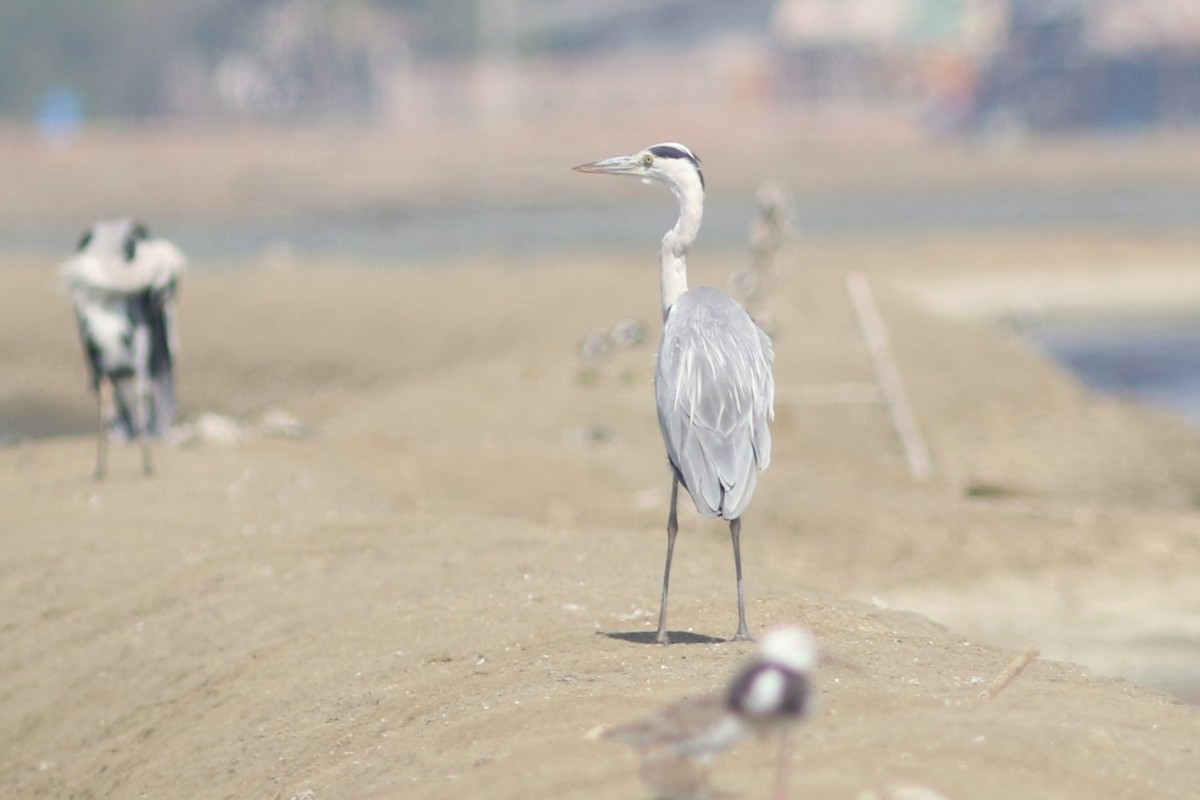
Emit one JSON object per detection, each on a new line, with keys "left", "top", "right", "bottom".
{"left": 602, "top": 625, "right": 819, "bottom": 800}
{"left": 61, "top": 219, "right": 185, "bottom": 478}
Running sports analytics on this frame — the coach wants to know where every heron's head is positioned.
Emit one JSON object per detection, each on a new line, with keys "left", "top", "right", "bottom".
{"left": 574, "top": 142, "right": 705, "bottom": 194}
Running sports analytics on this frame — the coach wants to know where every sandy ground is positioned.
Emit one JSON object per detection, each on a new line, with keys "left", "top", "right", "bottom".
{"left": 3, "top": 225, "right": 1200, "bottom": 799}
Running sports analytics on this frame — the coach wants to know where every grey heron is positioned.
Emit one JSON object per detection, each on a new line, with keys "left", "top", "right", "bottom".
{"left": 575, "top": 143, "right": 775, "bottom": 644}
{"left": 604, "top": 625, "right": 817, "bottom": 798}
{"left": 61, "top": 218, "right": 185, "bottom": 478}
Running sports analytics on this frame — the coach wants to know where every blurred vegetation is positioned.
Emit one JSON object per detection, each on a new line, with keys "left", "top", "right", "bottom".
{"left": 0, "top": 0, "right": 479, "bottom": 120}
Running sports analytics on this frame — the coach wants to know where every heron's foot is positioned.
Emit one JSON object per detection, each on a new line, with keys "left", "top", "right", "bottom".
{"left": 731, "top": 626, "right": 754, "bottom": 643}
{"left": 655, "top": 630, "right": 671, "bottom": 646}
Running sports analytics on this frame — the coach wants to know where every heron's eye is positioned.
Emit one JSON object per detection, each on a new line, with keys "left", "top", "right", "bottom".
{"left": 642, "top": 153, "right": 653, "bottom": 167}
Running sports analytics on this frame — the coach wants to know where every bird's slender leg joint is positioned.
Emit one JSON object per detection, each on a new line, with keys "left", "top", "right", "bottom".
{"left": 93, "top": 389, "right": 107, "bottom": 481}
{"left": 656, "top": 477, "right": 680, "bottom": 645}
{"left": 730, "top": 517, "right": 752, "bottom": 641}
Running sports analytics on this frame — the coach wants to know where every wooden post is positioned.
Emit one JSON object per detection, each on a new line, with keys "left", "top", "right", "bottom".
{"left": 845, "top": 271, "right": 933, "bottom": 480}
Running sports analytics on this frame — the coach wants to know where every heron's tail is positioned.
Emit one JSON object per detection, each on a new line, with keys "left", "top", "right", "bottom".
{"left": 148, "top": 369, "right": 176, "bottom": 437}
{"left": 108, "top": 373, "right": 175, "bottom": 440}
{"left": 146, "top": 285, "right": 177, "bottom": 437}
{"left": 108, "top": 374, "right": 139, "bottom": 441}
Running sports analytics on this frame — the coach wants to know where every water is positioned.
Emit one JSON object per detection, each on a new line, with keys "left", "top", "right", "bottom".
{"left": 4, "top": 200, "right": 755, "bottom": 266}
{"left": 7, "top": 181, "right": 1200, "bottom": 265}
{"left": 1030, "top": 320, "right": 1200, "bottom": 424}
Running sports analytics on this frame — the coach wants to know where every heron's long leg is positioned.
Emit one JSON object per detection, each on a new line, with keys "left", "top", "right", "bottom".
{"left": 140, "top": 433, "right": 154, "bottom": 476}
{"left": 93, "top": 386, "right": 107, "bottom": 481}
{"left": 137, "top": 373, "right": 154, "bottom": 476}
{"left": 730, "top": 517, "right": 752, "bottom": 641}
{"left": 655, "top": 477, "right": 680, "bottom": 645}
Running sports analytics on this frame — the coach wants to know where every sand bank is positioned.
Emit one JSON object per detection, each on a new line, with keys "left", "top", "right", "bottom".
{"left": 2, "top": 232, "right": 1199, "bottom": 798}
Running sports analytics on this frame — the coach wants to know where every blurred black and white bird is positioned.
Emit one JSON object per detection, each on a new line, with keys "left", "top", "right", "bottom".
{"left": 603, "top": 625, "right": 819, "bottom": 800}
{"left": 575, "top": 143, "right": 775, "bottom": 644}
{"left": 61, "top": 218, "right": 185, "bottom": 478}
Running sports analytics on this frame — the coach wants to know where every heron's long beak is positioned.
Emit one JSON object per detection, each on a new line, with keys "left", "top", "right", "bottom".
{"left": 573, "top": 154, "right": 642, "bottom": 176}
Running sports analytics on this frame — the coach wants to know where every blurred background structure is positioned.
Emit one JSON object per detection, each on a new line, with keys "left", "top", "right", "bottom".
{"left": 1, "top": 0, "right": 1199, "bottom": 134}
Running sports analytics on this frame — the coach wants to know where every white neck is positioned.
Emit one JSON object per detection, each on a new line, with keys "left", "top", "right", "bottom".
{"left": 659, "top": 178, "right": 703, "bottom": 319}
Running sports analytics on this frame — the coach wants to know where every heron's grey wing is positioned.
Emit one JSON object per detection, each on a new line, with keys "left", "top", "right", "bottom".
{"left": 656, "top": 290, "right": 774, "bottom": 520}
{"left": 752, "top": 324, "right": 775, "bottom": 468}
{"left": 72, "top": 304, "right": 104, "bottom": 392}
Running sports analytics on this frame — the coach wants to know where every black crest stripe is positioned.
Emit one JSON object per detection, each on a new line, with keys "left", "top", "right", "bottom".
{"left": 648, "top": 144, "right": 704, "bottom": 190}
{"left": 649, "top": 144, "right": 700, "bottom": 166}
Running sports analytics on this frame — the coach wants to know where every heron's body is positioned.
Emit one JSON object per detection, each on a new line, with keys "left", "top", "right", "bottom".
{"left": 657, "top": 286, "right": 774, "bottom": 521}
{"left": 62, "top": 219, "right": 184, "bottom": 478}
{"left": 575, "top": 142, "right": 775, "bottom": 643}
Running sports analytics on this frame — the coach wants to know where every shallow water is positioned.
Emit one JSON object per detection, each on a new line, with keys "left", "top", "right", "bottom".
{"left": 6, "top": 181, "right": 1200, "bottom": 265}
{"left": 1030, "top": 320, "right": 1200, "bottom": 424}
